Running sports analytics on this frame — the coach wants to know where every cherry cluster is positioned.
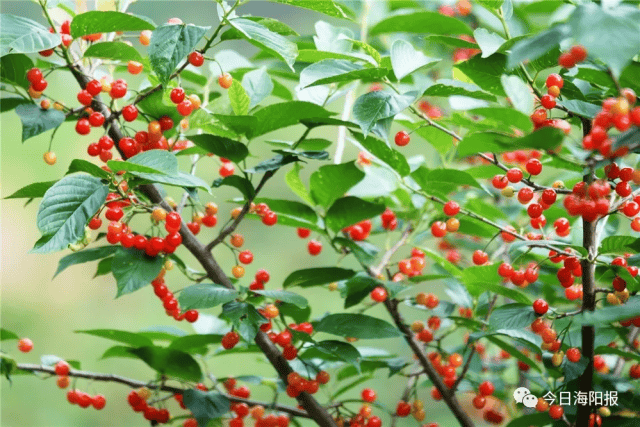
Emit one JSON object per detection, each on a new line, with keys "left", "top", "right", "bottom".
{"left": 430, "top": 200, "right": 462, "bottom": 238}
{"left": 67, "top": 389, "right": 106, "bottom": 410}
{"left": 127, "top": 388, "right": 171, "bottom": 423}
{"left": 285, "top": 371, "right": 326, "bottom": 398}
{"left": 380, "top": 208, "right": 398, "bottom": 231}
{"left": 583, "top": 91, "right": 640, "bottom": 157}
{"left": 295, "top": 227, "right": 322, "bottom": 256}
{"left": 226, "top": 401, "right": 291, "bottom": 427}
{"left": 222, "top": 378, "right": 251, "bottom": 399}
{"left": 395, "top": 248, "right": 427, "bottom": 280}
{"left": 558, "top": 45, "right": 588, "bottom": 69}
{"left": 54, "top": 360, "right": 71, "bottom": 389}
{"left": 151, "top": 270, "right": 199, "bottom": 323}
{"left": 529, "top": 74, "right": 571, "bottom": 135}
{"left": 343, "top": 219, "right": 373, "bottom": 241}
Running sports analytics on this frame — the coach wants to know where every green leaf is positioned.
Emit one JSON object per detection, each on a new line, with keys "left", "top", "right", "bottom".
{"left": 32, "top": 175, "right": 108, "bottom": 254}
{"left": 279, "top": 302, "right": 311, "bottom": 323}
{"left": 341, "top": 274, "right": 380, "bottom": 308}
{"left": 352, "top": 90, "right": 416, "bottom": 136}
{"left": 0, "top": 14, "right": 61, "bottom": 57}
{"left": 474, "top": 28, "right": 505, "bottom": 58}
{"left": 228, "top": 18, "right": 297, "bottom": 71}
{"left": 83, "top": 41, "right": 143, "bottom": 63}
{"left": 468, "top": 107, "right": 533, "bottom": 133}
{"left": 310, "top": 161, "right": 364, "bottom": 208}
{"left": 76, "top": 329, "right": 153, "bottom": 347}
{"left": 220, "top": 301, "right": 266, "bottom": 342}
{"left": 559, "top": 99, "right": 601, "bottom": 119}
{"left": 245, "top": 154, "right": 298, "bottom": 174}
{"left": 15, "top": 103, "right": 65, "bottom": 142}
{"left": 188, "top": 134, "right": 249, "bottom": 163}
{"left": 177, "top": 284, "right": 239, "bottom": 310}
{"left": 4, "top": 180, "right": 57, "bottom": 199}
{"left": 501, "top": 75, "right": 533, "bottom": 114}
{"left": 221, "top": 17, "right": 298, "bottom": 40}
{"left": 313, "top": 340, "right": 361, "bottom": 369}
{"left": 1, "top": 54, "right": 33, "bottom": 89}
{"left": 253, "top": 198, "right": 320, "bottom": 231}
{"left": 455, "top": 54, "right": 509, "bottom": 96}
{"left": 108, "top": 150, "right": 177, "bottom": 175}
{"left": 485, "top": 335, "right": 542, "bottom": 373}
{"left": 54, "top": 246, "right": 119, "bottom": 278}
{"left": 296, "top": 49, "right": 365, "bottom": 63}
{"left": 489, "top": 303, "right": 536, "bottom": 330}
{"left": 410, "top": 166, "right": 481, "bottom": 196}
{"left": 284, "top": 267, "right": 355, "bottom": 288}
{"left": 228, "top": 79, "right": 250, "bottom": 115}
{"left": 576, "top": 296, "right": 640, "bottom": 326}
{"left": 270, "top": 0, "right": 354, "bottom": 20}
{"left": 333, "top": 237, "right": 379, "bottom": 265}
{"left": 148, "top": 23, "right": 208, "bottom": 85}
{"left": 506, "top": 25, "right": 569, "bottom": 69}
{"left": 70, "top": 11, "right": 155, "bottom": 38}
{"left": 242, "top": 68, "right": 273, "bottom": 109}
{"left": 112, "top": 247, "right": 165, "bottom": 298}
{"left": 250, "top": 101, "right": 333, "bottom": 138}
{"left": 253, "top": 290, "right": 308, "bottom": 308}
{"left": 94, "top": 257, "right": 113, "bottom": 278}
{"left": 137, "top": 86, "right": 182, "bottom": 124}
{"left": 423, "top": 79, "right": 496, "bottom": 101}
{"left": 315, "top": 313, "right": 401, "bottom": 339}
{"left": 457, "top": 127, "right": 565, "bottom": 158}
{"left": 168, "top": 334, "right": 223, "bottom": 352}
{"left": 300, "top": 59, "right": 388, "bottom": 88}
{"left": 465, "top": 281, "right": 533, "bottom": 305}
{"left": 127, "top": 346, "right": 202, "bottom": 381}
{"left": 369, "top": 11, "right": 473, "bottom": 36}
{"left": 390, "top": 39, "right": 440, "bottom": 80}
{"left": 285, "top": 163, "right": 314, "bottom": 205}
{"left": 212, "top": 176, "right": 254, "bottom": 200}
{"left": 0, "top": 329, "right": 18, "bottom": 341}
{"left": 0, "top": 97, "right": 30, "bottom": 113}
{"left": 425, "top": 35, "right": 477, "bottom": 49}
{"left": 599, "top": 236, "right": 639, "bottom": 255}
{"left": 568, "top": 3, "right": 640, "bottom": 77}
{"left": 183, "top": 390, "right": 230, "bottom": 427}
{"left": 67, "top": 159, "right": 112, "bottom": 179}
{"left": 325, "top": 196, "right": 385, "bottom": 232}
{"left": 595, "top": 346, "right": 640, "bottom": 363}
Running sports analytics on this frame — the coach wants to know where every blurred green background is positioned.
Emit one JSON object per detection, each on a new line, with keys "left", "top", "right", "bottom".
{"left": 0, "top": 1, "right": 480, "bottom": 426}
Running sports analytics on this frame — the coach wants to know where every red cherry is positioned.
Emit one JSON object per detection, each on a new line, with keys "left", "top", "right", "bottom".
{"left": 297, "top": 227, "right": 311, "bottom": 238}
{"left": 472, "top": 395, "right": 486, "bottom": 409}
{"left": 110, "top": 80, "right": 127, "bottom": 98}
{"left": 188, "top": 51, "right": 204, "bottom": 66}
{"left": 219, "top": 162, "right": 234, "bottom": 177}
{"left": 533, "top": 298, "right": 549, "bottom": 315}
{"left": 54, "top": 361, "right": 70, "bottom": 376}
{"left": 187, "top": 221, "right": 200, "bottom": 235}
{"left": 570, "top": 45, "right": 587, "bottom": 62}
{"left": 540, "top": 94, "right": 556, "bottom": 109}
{"left": 255, "top": 269, "right": 270, "bottom": 283}
{"left": 88, "top": 112, "right": 105, "bottom": 127}
{"left": 525, "top": 158, "right": 542, "bottom": 175}
{"left": 159, "top": 116, "right": 174, "bottom": 131}
{"left": 549, "top": 405, "right": 564, "bottom": 420}
{"left": 262, "top": 211, "right": 278, "bottom": 226}
{"left": 308, "top": 239, "right": 322, "bottom": 255}
{"left": 98, "top": 136, "right": 114, "bottom": 150}
{"left": 170, "top": 87, "right": 185, "bottom": 104}
{"left": 506, "top": 168, "right": 523, "bottom": 183}
{"left": 395, "top": 401, "right": 411, "bottom": 417}
{"left": 472, "top": 250, "right": 488, "bottom": 265}
{"left": 443, "top": 200, "right": 460, "bottom": 216}
{"left": 239, "top": 250, "right": 253, "bottom": 264}
{"left": 431, "top": 221, "right": 447, "bottom": 238}
{"left": 31, "top": 79, "right": 48, "bottom": 92}
{"left": 361, "top": 388, "right": 377, "bottom": 402}
{"left": 91, "top": 395, "right": 106, "bottom": 410}
{"left": 86, "top": 79, "right": 102, "bottom": 95}
{"left": 26, "top": 68, "right": 43, "bottom": 84}
{"left": 370, "top": 286, "right": 388, "bottom": 303}
{"left": 185, "top": 310, "right": 199, "bottom": 323}
{"left": 498, "top": 263, "right": 514, "bottom": 278}
{"left": 177, "top": 99, "right": 193, "bottom": 116}
{"left": 545, "top": 73, "right": 564, "bottom": 89}
{"left": 478, "top": 380, "right": 494, "bottom": 396}
{"left": 122, "top": 105, "right": 138, "bottom": 122}
{"left": 566, "top": 347, "right": 581, "bottom": 363}
{"left": 394, "top": 131, "right": 410, "bottom": 146}
{"left": 76, "top": 118, "right": 91, "bottom": 135}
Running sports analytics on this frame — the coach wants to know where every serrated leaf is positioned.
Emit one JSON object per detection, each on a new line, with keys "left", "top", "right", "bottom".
{"left": 284, "top": 267, "right": 355, "bottom": 288}
{"left": 352, "top": 90, "right": 416, "bottom": 136}
{"left": 253, "top": 290, "right": 308, "bottom": 308}
{"left": 599, "top": 236, "right": 639, "bottom": 255}
{"left": 270, "top": 0, "right": 353, "bottom": 20}
{"left": 489, "top": 303, "right": 537, "bottom": 330}
{"left": 424, "top": 79, "right": 496, "bottom": 101}
{"left": 300, "top": 59, "right": 388, "bottom": 88}
{"left": 212, "top": 175, "right": 254, "bottom": 200}
{"left": 228, "top": 18, "right": 297, "bottom": 71}
{"left": 390, "top": 39, "right": 440, "bottom": 80}
{"left": 325, "top": 196, "right": 385, "bottom": 232}
{"left": 67, "top": 159, "right": 112, "bottom": 179}
{"left": 149, "top": 23, "right": 208, "bottom": 85}
{"left": 285, "top": 163, "right": 314, "bottom": 205}
{"left": 127, "top": 346, "right": 202, "bottom": 381}
{"left": 70, "top": 11, "right": 155, "bottom": 38}
{"left": 312, "top": 340, "right": 361, "bottom": 370}
{"left": 183, "top": 390, "right": 230, "bottom": 427}
{"left": 54, "top": 246, "right": 119, "bottom": 278}
{"left": 177, "top": 284, "right": 239, "bottom": 310}
{"left": 32, "top": 175, "right": 108, "bottom": 254}
{"left": 188, "top": 134, "right": 248, "bottom": 163}
{"left": 0, "top": 14, "right": 61, "bottom": 57}
{"left": 310, "top": 161, "right": 364, "bottom": 208}
{"left": 1, "top": 54, "right": 33, "bottom": 89}
{"left": 474, "top": 28, "right": 505, "bottom": 58}
{"left": 315, "top": 313, "right": 400, "bottom": 339}
{"left": 506, "top": 25, "right": 569, "bottom": 69}
{"left": 369, "top": 11, "right": 472, "bottom": 36}
{"left": 112, "top": 248, "right": 164, "bottom": 298}
{"left": 250, "top": 101, "right": 333, "bottom": 138}
{"left": 15, "top": 103, "right": 65, "bottom": 142}
{"left": 228, "top": 79, "right": 250, "bottom": 115}
{"left": 501, "top": 74, "right": 533, "bottom": 114}
{"left": 83, "top": 41, "right": 143, "bottom": 63}
{"left": 241, "top": 68, "right": 273, "bottom": 109}
{"left": 4, "top": 180, "right": 57, "bottom": 199}
{"left": 333, "top": 237, "right": 379, "bottom": 265}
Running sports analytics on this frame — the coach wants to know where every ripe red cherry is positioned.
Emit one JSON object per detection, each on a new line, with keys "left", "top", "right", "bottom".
{"left": 549, "top": 405, "right": 564, "bottom": 420}
{"left": 361, "top": 388, "right": 377, "bottom": 402}
{"left": 76, "top": 118, "right": 91, "bottom": 135}
{"left": 188, "top": 51, "right": 204, "bottom": 66}
{"left": 473, "top": 395, "right": 486, "bottom": 409}
{"left": 255, "top": 269, "right": 270, "bottom": 283}
{"left": 88, "top": 217, "right": 102, "bottom": 229}
{"left": 187, "top": 221, "right": 200, "bottom": 235}
{"left": 443, "top": 200, "right": 460, "bottom": 216}
{"left": 570, "top": 45, "right": 587, "bottom": 62}
{"left": 394, "top": 131, "right": 410, "bottom": 146}
{"left": 540, "top": 94, "right": 556, "bottom": 109}
{"left": 297, "top": 227, "right": 310, "bottom": 238}
{"left": 527, "top": 203, "right": 543, "bottom": 218}
{"left": 88, "top": 112, "right": 105, "bottom": 127}
{"left": 472, "top": 250, "right": 488, "bottom": 265}
{"left": 566, "top": 347, "right": 581, "bottom": 363}
{"left": 616, "top": 181, "right": 632, "bottom": 197}
{"left": 308, "top": 239, "right": 322, "bottom": 255}
{"left": 170, "top": 87, "right": 185, "bottom": 104}
{"left": 222, "top": 331, "right": 240, "bottom": 349}
{"left": 219, "top": 162, "right": 234, "bottom": 177}
{"left": 177, "top": 99, "right": 193, "bottom": 116}
{"left": 121, "top": 105, "right": 138, "bottom": 122}
{"left": 98, "top": 136, "right": 114, "bottom": 150}
{"left": 86, "top": 79, "right": 102, "bottom": 95}
{"left": 18, "top": 338, "right": 33, "bottom": 353}
{"left": 54, "top": 360, "right": 70, "bottom": 376}
{"left": 184, "top": 310, "right": 199, "bottom": 323}
{"left": 92, "top": 395, "right": 106, "bottom": 410}
{"left": 525, "top": 159, "right": 542, "bottom": 175}
{"left": 506, "top": 168, "right": 523, "bottom": 183}
{"left": 239, "top": 250, "right": 253, "bottom": 264}
{"left": 395, "top": 401, "right": 411, "bottom": 417}
{"left": 262, "top": 211, "right": 277, "bottom": 226}
{"left": 31, "top": 79, "right": 48, "bottom": 92}
{"left": 478, "top": 380, "right": 494, "bottom": 396}
{"left": 431, "top": 221, "right": 447, "bottom": 238}
{"left": 533, "top": 298, "right": 549, "bottom": 315}
{"left": 545, "top": 73, "right": 564, "bottom": 89}
{"left": 26, "top": 68, "right": 43, "bottom": 84}
{"left": 517, "top": 187, "right": 533, "bottom": 204}
{"left": 370, "top": 286, "right": 388, "bottom": 303}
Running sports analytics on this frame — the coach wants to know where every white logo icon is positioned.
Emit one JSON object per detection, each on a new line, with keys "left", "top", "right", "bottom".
{"left": 514, "top": 387, "right": 537, "bottom": 408}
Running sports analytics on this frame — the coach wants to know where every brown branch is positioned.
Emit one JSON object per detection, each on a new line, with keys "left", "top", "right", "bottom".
{"left": 15, "top": 364, "right": 309, "bottom": 418}
{"left": 206, "top": 171, "right": 274, "bottom": 251}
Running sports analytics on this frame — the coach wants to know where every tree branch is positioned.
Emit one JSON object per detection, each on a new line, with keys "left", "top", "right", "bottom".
{"left": 15, "top": 364, "right": 310, "bottom": 418}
